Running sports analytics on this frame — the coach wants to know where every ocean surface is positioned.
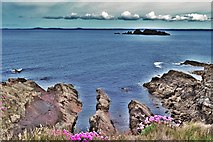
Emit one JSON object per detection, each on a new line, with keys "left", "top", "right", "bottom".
{"left": 2, "top": 29, "right": 211, "bottom": 131}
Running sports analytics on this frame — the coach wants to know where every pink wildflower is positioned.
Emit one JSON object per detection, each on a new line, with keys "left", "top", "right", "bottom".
{"left": 149, "top": 116, "right": 155, "bottom": 122}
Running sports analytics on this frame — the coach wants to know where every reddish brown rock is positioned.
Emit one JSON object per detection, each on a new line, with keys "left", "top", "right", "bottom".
{"left": 0, "top": 78, "right": 82, "bottom": 140}
{"left": 128, "top": 100, "right": 153, "bottom": 135}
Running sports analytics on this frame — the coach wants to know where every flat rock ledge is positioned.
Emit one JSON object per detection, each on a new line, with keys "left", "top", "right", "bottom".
{"left": 89, "top": 88, "right": 117, "bottom": 135}
{"left": 143, "top": 61, "right": 213, "bottom": 124}
{"left": 128, "top": 100, "right": 153, "bottom": 135}
{"left": 0, "top": 78, "right": 82, "bottom": 140}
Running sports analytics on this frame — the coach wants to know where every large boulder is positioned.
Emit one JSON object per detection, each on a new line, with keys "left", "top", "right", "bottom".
{"left": 128, "top": 100, "right": 153, "bottom": 135}
{"left": 0, "top": 78, "right": 82, "bottom": 140}
{"left": 89, "top": 88, "right": 117, "bottom": 135}
{"left": 143, "top": 62, "right": 213, "bottom": 124}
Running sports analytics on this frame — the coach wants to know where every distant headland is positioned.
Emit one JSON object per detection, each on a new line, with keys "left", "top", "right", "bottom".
{"left": 1, "top": 27, "right": 212, "bottom": 31}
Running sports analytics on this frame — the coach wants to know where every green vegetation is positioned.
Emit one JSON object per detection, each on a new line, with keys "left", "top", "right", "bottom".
{"left": 5, "top": 122, "right": 212, "bottom": 141}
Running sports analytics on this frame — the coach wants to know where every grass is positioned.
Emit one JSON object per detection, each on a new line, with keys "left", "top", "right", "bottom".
{"left": 6, "top": 122, "right": 212, "bottom": 141}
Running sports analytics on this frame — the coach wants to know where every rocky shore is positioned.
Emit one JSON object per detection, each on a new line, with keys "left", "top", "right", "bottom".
{"left": 1, "top": 60, "right": 212, "bottom": 140}
{"left": 143, "top": 60, "right": 213, "bottom": 124}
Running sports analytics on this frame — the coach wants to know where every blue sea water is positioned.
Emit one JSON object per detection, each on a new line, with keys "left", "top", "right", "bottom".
{"left": 2, "top": 29, "right": 211, "bottom": 131}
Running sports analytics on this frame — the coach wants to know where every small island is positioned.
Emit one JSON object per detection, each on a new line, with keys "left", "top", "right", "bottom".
{"left": 122, "top": 29, "right": 170, "bottom": 36}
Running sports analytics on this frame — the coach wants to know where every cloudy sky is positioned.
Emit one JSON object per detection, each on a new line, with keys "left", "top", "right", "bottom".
{"left": 2, "top": 1, "right": 212, "bottom": 29}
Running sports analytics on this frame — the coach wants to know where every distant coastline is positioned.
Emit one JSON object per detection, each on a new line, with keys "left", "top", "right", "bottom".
{"left": 1, "top": 27, "right": 212, "bottom": 31}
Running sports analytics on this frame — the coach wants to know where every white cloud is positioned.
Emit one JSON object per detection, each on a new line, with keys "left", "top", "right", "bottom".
{"left": 64, "top": 13, "right": 79, "bottom": 19}
{"left": 172, "top": 15, "right": 188, "bottom": 21}
{"left": 185, "top": 13, "right": 208, "bottom": 21}
{"left": 101, "top": 11, "right": 114, "bottom": 20}
{"left": 145, "top": 11, "right": 209, "bottom": 21}
{"left": 145, "top": 11, "right": 172, "bottom": 20}
{"left": 44, "top": 11, "right": 115, "bottom": 20}
{"left": 118, "top": 11, "right": 140, "bottom": 20}
{"left": 43, "top": 10, "right": 209, "bottom": 22}
{"left": 81, "top": 11, "right": 114, "bottom": 20}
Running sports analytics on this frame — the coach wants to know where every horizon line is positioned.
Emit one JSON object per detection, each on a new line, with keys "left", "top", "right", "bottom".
{"left": 1, "top": 27, "right": 212, "bottom": 31}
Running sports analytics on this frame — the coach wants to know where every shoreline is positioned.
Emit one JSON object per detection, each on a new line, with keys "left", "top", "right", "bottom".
{"left": 2, "top": 60, "right": 211, "bottom": 132}
{"left": 1, "top": 60, "right": 211, "bottom": 134}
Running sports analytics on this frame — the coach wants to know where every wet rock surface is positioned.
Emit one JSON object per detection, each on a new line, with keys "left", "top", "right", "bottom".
{"left": 0, "top": 78, "right": 82, "bottom": 139}
{"left": 143, "top": 61, "right": 213, "bottom": 124}
{"left": 128, "top": 100, "right": 153, "bottom": 135}
{"left": 89, "top": 88, "right": 117, "bottom": 135}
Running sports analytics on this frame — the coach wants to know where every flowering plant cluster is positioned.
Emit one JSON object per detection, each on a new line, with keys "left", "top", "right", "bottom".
{"left": 137, "top": 115, "right": 181, "bottom": 134}
{"left": 62, "top": 130, "right": 108, "bottom": 141}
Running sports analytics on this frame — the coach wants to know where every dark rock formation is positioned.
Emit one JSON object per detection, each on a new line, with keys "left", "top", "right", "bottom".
{"left": 143, "top": 62, "right": 213, "bottom": 124}
{"left": 181, "top": 60, "right": 209, "bottom": 67}
{"left": 123, "top": 29, "right": 170, "bottom": 36}
{"left": 89, "top": 88, "right": 117, "bottom": 135}
{"left": 0, "top": 78, "right": 82, "bottom": 140}
{"left": 11, "top": 68, "right": 23, "bottom": 73}
{"left": 128, "top": 100, "right": 153, "bottom": 135}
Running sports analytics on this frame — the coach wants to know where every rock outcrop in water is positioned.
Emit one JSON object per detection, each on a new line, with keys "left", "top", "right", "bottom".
{"left": 181, "top": 60, "right": 209, "bottom": 67}
{"left": 89, "top": 88, "right": 117, "bottom": 135}
{"left": 143, "top": 61, "right": 213, "bottom": 124}
{"left": 123, "top": 29, "right": 170, "bottom": 36}
{"left": 0, "top": 78, "right": 82, "bottom": 140}
{"left": 128, "top": 100, "right": 153, "bottom": 135}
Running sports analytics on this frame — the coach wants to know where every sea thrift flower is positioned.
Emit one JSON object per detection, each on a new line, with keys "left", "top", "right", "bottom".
{"left": 136, "top": 115, "right": 181, "bottom": 134}
{"left": 149, "top": 116, "right": 155, "bottom": 122}
{"left": 57, "top": 130, "right": 108, "bottom": 141}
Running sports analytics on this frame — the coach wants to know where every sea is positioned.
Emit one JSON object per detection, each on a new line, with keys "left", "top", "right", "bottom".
{"left": 2, "top": 29, "right": 212, "bottom": 131}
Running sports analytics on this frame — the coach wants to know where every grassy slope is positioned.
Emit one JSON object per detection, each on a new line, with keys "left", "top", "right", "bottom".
{"left": 11, "top": 122, "right": 213, "bottom": 141}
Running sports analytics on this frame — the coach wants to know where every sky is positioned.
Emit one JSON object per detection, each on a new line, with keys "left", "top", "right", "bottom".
{"left": 1, "top": 1, "right": 212, "bottom": 29}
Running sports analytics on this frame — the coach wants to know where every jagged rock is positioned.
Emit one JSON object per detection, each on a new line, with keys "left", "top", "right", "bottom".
{"left": 89, "top": 88, "right": 117, "bottom": 135}
{"left": 96, "top": 89, "right": 110, "bottom": 112}
{"left": 143, "top": 61, "right": 213, "bottom": 124}
{"left": 128, "top": 100, "right": 153, "bottom": 135}
{"left": 0, "top": 78, "right": 82, "bottom": 140}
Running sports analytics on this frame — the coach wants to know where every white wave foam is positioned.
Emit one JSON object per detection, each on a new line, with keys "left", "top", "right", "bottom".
{"left": 137, "top": 82, "right": 143, "bottom": 87}
{"left": 172, "top": 62, "right": 182, "bottom": 66}
{"left": 11, "top": 68, "right": 23, "bottom": 73}
{"left": 154, "top": 62, "right": 163, "bottom": 68}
